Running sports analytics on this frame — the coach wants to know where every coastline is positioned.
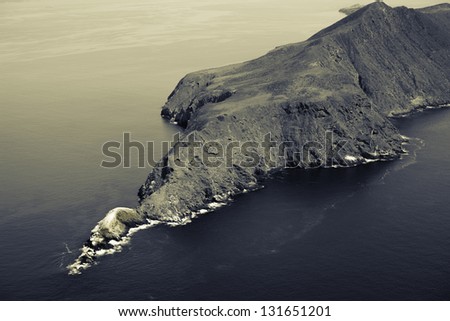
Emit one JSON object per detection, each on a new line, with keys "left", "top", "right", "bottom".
{"left": 67, "top": 2, "right": 450, "bottom": 275}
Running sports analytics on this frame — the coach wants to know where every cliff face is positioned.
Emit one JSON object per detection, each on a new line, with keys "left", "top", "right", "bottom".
{"left": 140, "top": 2, "right": 450, "bottom": 222}
{"left": 68, "top": 3, "right": 450, "bottom": 274}
{"left": 163, "top": 3, "right": 450, "bottom": 120}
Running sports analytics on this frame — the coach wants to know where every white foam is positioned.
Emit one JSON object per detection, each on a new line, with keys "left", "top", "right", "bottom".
{"left": 67, "top": 217, "right": 160, "bottom": 275}
{"left": 96, "top": 248, "right": 116, "bottom": 256}
{"left": 362, "top": 158, "right": 379, "bottom": 164}
{"left": 167, "top": 216, "right": 192, "bottom": 227}
{"left": 208, "top": 202, "right": 226, "bottom": 209}
{"left": 64, "top": 243, "right": 72, "bottom": 254}
{"left": 213, "top": 194, "right": 228, "bottom": 202}
{"left": 68, "top": 188, "right": 247, "bottom": 275}
{"left": 344, "top": 155, "right": 358, "bottom": 162}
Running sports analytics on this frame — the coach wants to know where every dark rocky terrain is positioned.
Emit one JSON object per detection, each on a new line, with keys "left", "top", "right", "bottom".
{"left": 69, "top": 2, "right": 450, "bottom": 274}
{"left": 339, "top": 4, "right": 364, "bottom": 16}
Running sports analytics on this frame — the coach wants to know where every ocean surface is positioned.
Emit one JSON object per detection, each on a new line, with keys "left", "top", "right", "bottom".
{"left": 0, "top": 0, "right": 449, "bottom": 300}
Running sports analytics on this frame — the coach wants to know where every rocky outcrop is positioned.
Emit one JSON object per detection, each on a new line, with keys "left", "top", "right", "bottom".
{"left": 67, "top": 208, "right": 147, "bottom": 274}
{"left": 161, "top": 73, "right": 235, "bottom": 127}
{"left": 69, "top": 2, "right": 450, "bottom": 274}
{"left": 339, "top": 4, "right": 363, "bottom": 16}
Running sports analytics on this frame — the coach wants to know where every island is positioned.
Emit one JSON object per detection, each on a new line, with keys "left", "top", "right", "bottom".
{"left": 68, "top": 2, "right": 450, "bottom": 274}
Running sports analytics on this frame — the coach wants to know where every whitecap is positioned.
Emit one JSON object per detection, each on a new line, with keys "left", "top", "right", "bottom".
{"left": 344, "top": 155, "right": 358, "bottom": 162}
{"left": 208, "top": 202, "right": 226, "bottom": 209}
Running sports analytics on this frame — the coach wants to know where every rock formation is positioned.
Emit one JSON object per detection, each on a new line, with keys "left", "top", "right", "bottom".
{"left": 339, "top": 4, "right": 363, "bottom": 16}
{"left": 68, "top": 2, "right": 450, "bottom": 274}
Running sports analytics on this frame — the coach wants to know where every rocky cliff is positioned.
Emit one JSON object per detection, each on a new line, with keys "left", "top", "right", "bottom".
{"left": 68, "top": 2, "right": 450, "bottom": 274}
{"left": 143, "top": 2, "right": 450, "bottom": 220}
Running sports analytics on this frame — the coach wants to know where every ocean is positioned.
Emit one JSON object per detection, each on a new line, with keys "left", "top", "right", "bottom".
{"left": 0, "top": 0, "right": 449, "bottom": 300}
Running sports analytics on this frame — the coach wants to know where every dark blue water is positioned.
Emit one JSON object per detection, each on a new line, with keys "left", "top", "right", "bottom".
{"left": 1, "top": 107, "right": 449, "bottom": 300}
